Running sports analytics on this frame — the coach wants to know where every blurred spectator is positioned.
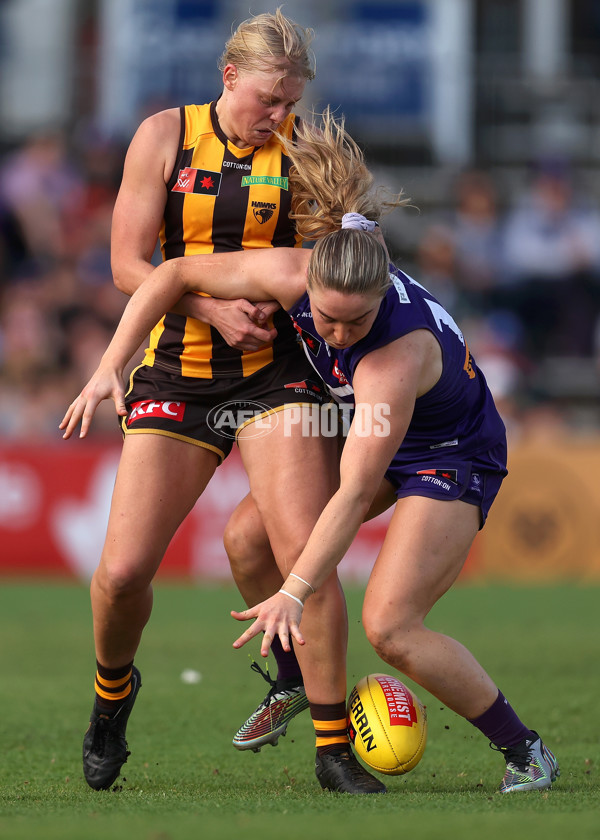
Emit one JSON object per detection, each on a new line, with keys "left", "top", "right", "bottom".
{"left": 413, "top": 223, "right": 459, "bottom": 314}
{"left": 414, "top": 169, "right": 508, "bottom": 327}
{"left": 73, "top": 199, "right": 125, "bottom": 324}
{"left": 0, "top": 281, "right": 65, "bottom": 437}
{"left": 0, "top": 284, "right": 58, "bottom": 381}
{"left": 0, "top": 128, "right": 128, "bottom": 439}
{"left": 0, "top": 131, "right": 85, "bottom": 274}
{"left": 451, "top": 169, "right": 505, "bottom": 315}
{"left": 500, "top": 160, "right": 600, "bottom": 360}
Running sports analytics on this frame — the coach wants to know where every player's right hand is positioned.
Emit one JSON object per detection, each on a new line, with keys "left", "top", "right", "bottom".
{"left": 59, "top": 367, "right": 127, "bottom": 439}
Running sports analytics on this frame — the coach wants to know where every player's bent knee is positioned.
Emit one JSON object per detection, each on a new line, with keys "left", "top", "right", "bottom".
{"left": 94, "top": 560, "right": 153, "bottom": 600}
{"left": 363, "top": 612, "right": 416, "bottom": 671}
{"left": 223, "top": 517, "right": 265, "bottom": 561}
{"left": 304, "top": 575, "right": 345, "bottom": 613}
{"left": 224, "top": 513, "right": 271, "bottom": 579}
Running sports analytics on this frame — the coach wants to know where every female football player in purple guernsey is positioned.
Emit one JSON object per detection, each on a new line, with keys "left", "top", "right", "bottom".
{"left": 61, "top": 110, "right": 559, "bottom": 796}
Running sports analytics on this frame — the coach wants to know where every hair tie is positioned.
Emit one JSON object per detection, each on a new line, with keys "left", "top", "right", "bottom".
{"left": 341, "top": 212, "right": 378, "bottom": 232}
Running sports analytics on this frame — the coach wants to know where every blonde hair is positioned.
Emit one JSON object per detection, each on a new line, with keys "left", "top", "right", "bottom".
{"left": 308, "top": 229, "right": 391, "bottom": 297}
{"left": 281, "top": 108, "right": 409, "bottom": 297}
{"left": 218, "top": 7, "right": 315, "bottom": 81}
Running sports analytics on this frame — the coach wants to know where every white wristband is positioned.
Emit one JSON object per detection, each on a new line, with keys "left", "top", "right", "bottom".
{"left": 279, "top": 588, "right": 304, "bottom": 608}
{"left": 289, "top": 572, "right": 315, "bottom": 594}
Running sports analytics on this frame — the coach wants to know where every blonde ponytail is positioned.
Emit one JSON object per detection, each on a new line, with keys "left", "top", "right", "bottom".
{"left": 281, "top": 107, "right": 408, "bottom": 241}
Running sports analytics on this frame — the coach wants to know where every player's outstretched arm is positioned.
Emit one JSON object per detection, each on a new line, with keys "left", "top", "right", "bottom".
{"left": 163, "top": 247, "right": 308, "bottom": 311}
{"left": 60, "top": 248, "right": 307, "bottom": 439}
{"left": 230, "top": 335, "right": 431, "bottom": 654}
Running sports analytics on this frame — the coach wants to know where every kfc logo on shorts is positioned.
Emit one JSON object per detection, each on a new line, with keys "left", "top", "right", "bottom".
{"left": 127, "top": 400, "right": 186, "bottom": 425}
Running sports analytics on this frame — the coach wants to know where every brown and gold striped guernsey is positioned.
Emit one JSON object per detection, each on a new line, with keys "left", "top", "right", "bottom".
{"left": 142, "top": 101, "right": 302, "bottom": 379}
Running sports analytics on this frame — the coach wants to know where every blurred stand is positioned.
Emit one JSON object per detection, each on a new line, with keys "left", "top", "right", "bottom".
{"left": 0, "top": 0, "right": 599, "bottom": 580}
{"left": 0, "top": 125, "right": 130, "bottom": 439}
{"left": 501, "top": 160, "right": 600, "bottom": 360}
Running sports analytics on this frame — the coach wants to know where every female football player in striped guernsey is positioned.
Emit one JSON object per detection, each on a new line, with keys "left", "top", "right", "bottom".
{"left": 64, "top": 9, "right": 375, "bottom": 795}
{"left": 62, "top": 109, "right": 559, "bottom": 796}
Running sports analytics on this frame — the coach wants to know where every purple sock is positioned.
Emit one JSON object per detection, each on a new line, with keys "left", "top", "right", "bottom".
{"left": 270, "top": 635, "right": 302, "bottom": 683}
{"left": 468, "top": 691, "right": 534, "bottom": 748}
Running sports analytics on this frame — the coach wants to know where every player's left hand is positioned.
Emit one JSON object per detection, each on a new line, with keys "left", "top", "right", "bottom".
{"left": 231, "top": 591, "right": 305, "bottom": 657}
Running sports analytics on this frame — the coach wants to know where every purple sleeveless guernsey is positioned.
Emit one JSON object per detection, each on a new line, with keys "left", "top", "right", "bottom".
{"left": 288, "top": 266, "right": 506, "bottom": 471}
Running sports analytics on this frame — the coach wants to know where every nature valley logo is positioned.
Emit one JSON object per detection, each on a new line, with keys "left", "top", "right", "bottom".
{"left": 241, "top": 175, "right": 289, "bottom": 189}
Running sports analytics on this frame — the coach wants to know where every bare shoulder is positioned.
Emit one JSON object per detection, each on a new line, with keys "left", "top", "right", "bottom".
{"left": 125, "top": 108, "right": 181, "bottom": 180}
{"left": 355, "top": 329, "right": 442, "bottom": 399}
{"left": 136, "top": 107, "right": 181, "bottom": 140}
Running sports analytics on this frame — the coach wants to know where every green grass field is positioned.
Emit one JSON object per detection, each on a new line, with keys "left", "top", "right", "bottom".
{"left": 0, "top": 581, "right": 598, "bottom": 840}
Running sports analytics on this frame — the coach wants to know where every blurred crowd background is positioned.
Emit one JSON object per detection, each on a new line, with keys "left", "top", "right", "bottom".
{"left": 1, "top": 0, "right": 599, "bottom": 443}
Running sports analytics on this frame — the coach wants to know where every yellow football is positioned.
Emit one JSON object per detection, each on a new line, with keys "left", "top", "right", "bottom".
{"left": 347, "top": 673, "right": 427, "bottom": 775}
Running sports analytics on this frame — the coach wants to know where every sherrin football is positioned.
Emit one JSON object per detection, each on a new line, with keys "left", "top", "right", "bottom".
{"left": 347, "top": 673, "right": 427, "bottom": 775}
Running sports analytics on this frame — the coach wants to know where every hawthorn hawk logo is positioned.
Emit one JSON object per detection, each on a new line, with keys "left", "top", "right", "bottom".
{"left": 252, "top": 201, "right": 276, "bottom": 225}
{"left": 253, "top": 206, "right": 274, "bottom": 224}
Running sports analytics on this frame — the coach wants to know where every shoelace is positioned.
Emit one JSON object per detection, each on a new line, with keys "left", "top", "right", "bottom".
{"left": 490, "top": 739, "right": 532, "bottom": 772}
{"left": 90, "top": 716, "right": 131, "bottom": 762}
{"left": 91, "top": 716, "right": 118, "bottom": 754}
{"left": 324, "top": 751, "right": 367, "bottom": 782}
{"left": 249, "top": 660, "right": 300, "bottom": 707}
{"left": 249, "top": 660, "right": 278, "bottom": 709}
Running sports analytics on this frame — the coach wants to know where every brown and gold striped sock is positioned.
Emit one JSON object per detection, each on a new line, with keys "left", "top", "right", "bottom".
{"left": 95, "top": 660, "right": 134, "bottom": 715}
{"left": 310, "top": 701, "right": 350, "bottom": 756}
